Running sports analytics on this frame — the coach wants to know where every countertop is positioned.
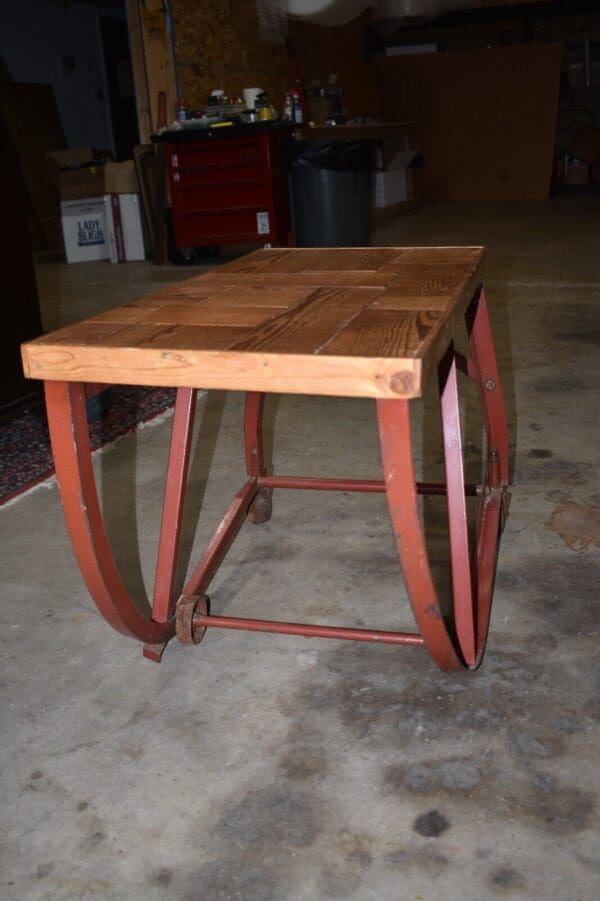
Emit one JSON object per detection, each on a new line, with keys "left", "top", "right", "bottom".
{"left": 153, "top": 121, "right": 416, "bottom": 144}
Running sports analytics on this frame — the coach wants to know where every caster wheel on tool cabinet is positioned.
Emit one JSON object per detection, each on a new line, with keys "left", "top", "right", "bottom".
{"left": 168, "top": 246, "right": 221, "bottom": 266}
{"left": 247, "top": 488, "right": 272, "bottom": 524}
{"left": 169, "top": 246, "right": 199, "bottom": 266}
{"left": 197, "top": 245, "right": 221, "bottom": 262}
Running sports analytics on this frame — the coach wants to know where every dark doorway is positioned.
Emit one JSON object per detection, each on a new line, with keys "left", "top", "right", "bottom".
{"left": 100, "top": 14, "right": 139, "bottom": 160}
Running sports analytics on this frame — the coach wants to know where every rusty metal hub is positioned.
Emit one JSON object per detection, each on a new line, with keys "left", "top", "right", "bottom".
{"left": 175, "top": 594, "right": 209, "bottom": 644}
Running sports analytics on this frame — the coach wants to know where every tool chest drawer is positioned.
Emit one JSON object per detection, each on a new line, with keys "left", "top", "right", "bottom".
{"left": 165, "top": 130, "right": 291, "bottom": 249}
{"left": 171, "top": 138, "right": 264, "bottom": 179}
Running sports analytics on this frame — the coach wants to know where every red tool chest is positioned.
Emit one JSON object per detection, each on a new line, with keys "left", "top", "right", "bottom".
{"left": 163, "top": 127, "right": 292, "bottom": 250}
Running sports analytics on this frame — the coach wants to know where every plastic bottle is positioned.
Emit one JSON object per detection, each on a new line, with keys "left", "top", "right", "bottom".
{"left": 283, "top": 93, "right": 293, "bottom": 121}
{"left": 291, "top": 91, "right": 304, "bottom": 125}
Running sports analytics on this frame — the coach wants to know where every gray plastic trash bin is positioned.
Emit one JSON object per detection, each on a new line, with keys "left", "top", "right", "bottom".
{"left": 289, "top": 142, "right": 373, "bottom": 247}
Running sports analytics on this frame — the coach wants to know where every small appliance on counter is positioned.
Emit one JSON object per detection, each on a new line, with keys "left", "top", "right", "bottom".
{"left": 242, "top": 87, "right": 264, "bottom": 110}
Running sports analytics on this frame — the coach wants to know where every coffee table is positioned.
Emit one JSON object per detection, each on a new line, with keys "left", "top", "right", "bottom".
{"left": 21, "top": 247, "right": 509, "bottom": 671}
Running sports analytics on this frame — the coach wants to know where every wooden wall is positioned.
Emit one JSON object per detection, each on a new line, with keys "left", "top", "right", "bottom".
{"left": 170, "top": 1, "right": 381, "bottom": 120}
{"left": 378, "top": 43, "right": 562, "bottom": 201}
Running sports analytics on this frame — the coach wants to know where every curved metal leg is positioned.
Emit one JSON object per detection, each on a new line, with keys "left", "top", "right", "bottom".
{"left": 377, "top": 398, "right": 464, "bottom": 672}
{"left": 44, "top": 381, "right": 175, "bottom": 645}
{"left": 438, "top": 342, "right": 504, "bottom": 669}
{"left": 466, "top": 286, "right": 509, "bottom": 488}
{"left": 377, "top": 284, "right": 508, "bottom": 671}
{"left": 465, "top": 286, "right": 509, "bottom": 663}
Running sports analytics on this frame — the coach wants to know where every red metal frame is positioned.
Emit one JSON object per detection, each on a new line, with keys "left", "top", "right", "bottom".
{"left": 43, "top": 285, "right": 508, "bottom": 672}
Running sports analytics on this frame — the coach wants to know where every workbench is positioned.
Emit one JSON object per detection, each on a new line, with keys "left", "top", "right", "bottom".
{"left": 21, "top": 246, "right": 509, "bottom": 671}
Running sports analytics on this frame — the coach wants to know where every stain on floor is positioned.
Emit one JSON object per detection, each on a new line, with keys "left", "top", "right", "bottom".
{"left": 546, "top": 502, "right": 600, "bottom": 551}
{"left": 216, "top": 785, "right": 321, "bottom": 849}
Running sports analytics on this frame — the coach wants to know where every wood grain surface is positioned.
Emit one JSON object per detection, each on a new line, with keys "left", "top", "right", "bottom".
{"left": 22, "top": 247, "right": 485, "bottom": 398}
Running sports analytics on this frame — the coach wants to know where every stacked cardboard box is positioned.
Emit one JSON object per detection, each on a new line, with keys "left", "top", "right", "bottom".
{"left": 47, "top": 151, "right": 145, "bottom": 264}
{"left": 48, "top": 149, "right": 108, "bottom": 263}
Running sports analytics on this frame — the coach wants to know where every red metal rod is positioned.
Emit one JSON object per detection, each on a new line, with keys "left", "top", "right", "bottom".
{"left": 258, "top": 475, "right": 479, "bottom": 496}
{"left": 183, "top": 479, "right": 258, "bottom": 596}
{"left": 151, "top": 387, "right": 197, "bottom": 624}
{"left": 193, "top": 613, "right": 425, "bottom": 646}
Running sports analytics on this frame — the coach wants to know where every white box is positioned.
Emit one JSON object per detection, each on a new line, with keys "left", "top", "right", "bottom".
{"left": 374, "top": 146, "right": 418, "bottom": 171}
{"left": 103, "top": 193, "right": 146, "bottom": 263}
{"left": 373, "top": 169, "right": 408, "bottom": 208}
{"left": 60, "top": 198, "right": 109, "bottom": 263}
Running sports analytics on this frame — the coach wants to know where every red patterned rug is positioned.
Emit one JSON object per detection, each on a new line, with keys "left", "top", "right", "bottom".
{"left": 0, "top": 387, "right": 175, "bottom": 506}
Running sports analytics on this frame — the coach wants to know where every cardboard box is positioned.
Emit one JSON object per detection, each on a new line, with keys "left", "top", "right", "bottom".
{"left": 374, "top": 169, "right": 408, "bottom": 208}
{"left": 373, "top": 144, "right": 418, "bottom": 209}
{"left": 103, "top": 193, "right": 145, "bottom": 263}
{"left": 104, "top": 160, "right": 139, "bottom": 194}
{"left": 48, "top": 148, "right": 95, "bottom": 169}
{"left": 48, "top": 148, "right": 106, "bottom": 202}
{"left": 375, "top": 141, "right": 417, "bottom": 172}
{"left": 60, "top": 198, "right": 109, "bottom": 263}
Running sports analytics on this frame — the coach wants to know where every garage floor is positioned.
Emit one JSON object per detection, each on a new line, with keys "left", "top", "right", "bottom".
{"left": 1, "top": 197, "right": 599, "bottom": 900}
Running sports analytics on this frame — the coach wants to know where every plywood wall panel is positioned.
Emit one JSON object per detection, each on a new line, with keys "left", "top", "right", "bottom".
{"left": 171, "top": 1, "right": 381, "bottom": 120}
{"left": 378, "top": 43, "right": 561, "bottom": 201}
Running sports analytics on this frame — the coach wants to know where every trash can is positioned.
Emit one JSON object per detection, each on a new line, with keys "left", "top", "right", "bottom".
{"left": 289, "top": 142, "right": 373, "bottom": 247}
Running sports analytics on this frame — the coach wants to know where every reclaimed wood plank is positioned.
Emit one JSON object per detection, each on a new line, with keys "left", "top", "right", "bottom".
{"left": 143, "top": 304, "right": 278, "bottom": 328}
{"left": 379, "top": 247, "right": 483, "bottom": 270}
{"left": 231, "top": 287, "right": 381, "bottom": 354}
{"left": 386, "top": 264, "right": 474, "bottom": 296}
{"left": 320, "top": 309, "right": 441, "bottom": 359}
{"left": 202, "top": 286, "right": 312, "bottom": 308}
{"left": 35, "top": 321, "right": 130, "bottom": 345}
{"left": 196, "top": 271, "right": 394, "bottom": 289}
{"left": 371, "top": 294, "right": 451, "bottom": 311}
{"left": 22, "top": 344, "right": 422, "bottom": 399}
{"left": 222, "top": 247, "right": 400, "bottom": 274}
{"left": 98, "top": 323, "right": 249, "bottom": 351}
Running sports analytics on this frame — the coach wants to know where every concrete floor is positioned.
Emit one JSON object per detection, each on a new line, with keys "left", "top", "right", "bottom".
{"left": 1, "top": 197, "right": 599, "bottom": 900}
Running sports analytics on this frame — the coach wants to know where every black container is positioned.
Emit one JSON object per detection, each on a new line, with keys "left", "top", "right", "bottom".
{"left": 289, "top": 141, "right": 373, "bottom": 247}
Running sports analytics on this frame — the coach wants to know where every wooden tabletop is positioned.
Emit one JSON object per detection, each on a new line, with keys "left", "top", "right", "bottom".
{"left": 22, "top": 247, "right": 485, "bottom": 399}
